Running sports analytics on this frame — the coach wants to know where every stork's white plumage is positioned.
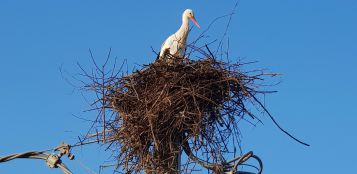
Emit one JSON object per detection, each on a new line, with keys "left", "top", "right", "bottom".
{"left": 159, "top": 9, "right": 200, "bottom": 60}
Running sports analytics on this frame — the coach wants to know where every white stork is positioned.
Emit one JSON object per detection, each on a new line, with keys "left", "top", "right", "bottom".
{"left": 158, "top": 9, "right": 200, "bottom": 61}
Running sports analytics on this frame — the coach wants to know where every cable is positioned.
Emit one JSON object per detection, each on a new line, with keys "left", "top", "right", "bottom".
{"left": 0, "top": 143, "right": 74, "bottom": 174}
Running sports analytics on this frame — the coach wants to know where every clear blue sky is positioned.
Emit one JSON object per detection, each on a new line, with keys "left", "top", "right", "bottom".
{"left": 1, "top": 0, "right": 356, "bottom": 173}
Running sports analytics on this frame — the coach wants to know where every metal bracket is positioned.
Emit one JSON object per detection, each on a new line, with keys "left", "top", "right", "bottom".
{"left": 55, "top": 142, "right": 75, "bottom": 160}
{"left": 46, "top": 154, "right": 61, "bottom": 168}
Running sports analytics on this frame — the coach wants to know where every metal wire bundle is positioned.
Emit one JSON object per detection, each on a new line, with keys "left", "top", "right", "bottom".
{"left": 0, "top": 143, "right": 74, "bottom": 174}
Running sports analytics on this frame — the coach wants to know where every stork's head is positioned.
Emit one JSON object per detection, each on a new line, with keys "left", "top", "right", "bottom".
{"left": 183, "top": 9, "right": 200, "bottom": 28}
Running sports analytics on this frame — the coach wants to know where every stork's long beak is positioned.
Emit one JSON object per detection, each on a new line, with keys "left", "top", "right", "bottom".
{"left": 190, "top": 17, "right": 200, "bottom": 28}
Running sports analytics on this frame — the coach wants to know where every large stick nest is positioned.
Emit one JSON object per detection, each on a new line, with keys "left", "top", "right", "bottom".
{"left": 97, "top": 55, "right": 269, "bottom": 173}
{"left": 83, "top": 51, "right": 273, "bottom": 173}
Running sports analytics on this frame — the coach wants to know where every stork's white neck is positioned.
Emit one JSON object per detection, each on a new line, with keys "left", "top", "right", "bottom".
{"left": 176, "top": 15, "right": 190, "bottom": 39}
